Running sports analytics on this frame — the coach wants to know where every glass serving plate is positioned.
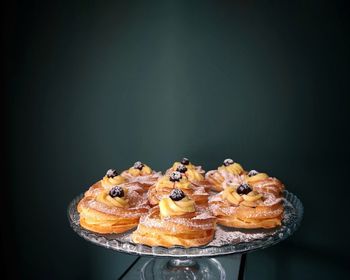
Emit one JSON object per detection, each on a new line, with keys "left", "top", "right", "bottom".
{"left": 67, "top": 190, "right": 303, "bottom": 258}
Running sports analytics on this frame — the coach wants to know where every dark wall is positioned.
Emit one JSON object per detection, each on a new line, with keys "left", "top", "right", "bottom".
{"left": 4, "top": 1, "right": 349, "bottom": 279}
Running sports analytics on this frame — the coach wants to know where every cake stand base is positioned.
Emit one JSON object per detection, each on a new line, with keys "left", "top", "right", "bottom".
{"left": 140, "top": 257, "right": 225, "bottom": 280}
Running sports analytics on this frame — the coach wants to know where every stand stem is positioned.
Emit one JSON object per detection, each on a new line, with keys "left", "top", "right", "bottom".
{"left": 166, "top": 258, "right": 199, "bottom": 271}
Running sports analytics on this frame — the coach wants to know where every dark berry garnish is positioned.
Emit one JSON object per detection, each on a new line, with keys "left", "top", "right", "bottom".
{"left": 248, "top": 170, "right": 259, "bottom": 177}
{"left": 181, "top": 158, "right": 190, "bottom": 165}
{"left": 133, "top": 161, "right": 144, "bottom": 170}
{"left": 236, "top": 184, "right": 252, "bottom": 195}
{"left": 169, "top": 188, "right": 185, "bottom": 201}
{"left": 106, "top": 169, "right": 118, "bottom": 178}
{"left": 176, "top": 164, "right": 188, "bottom": 173}
{"left": 223, "top": 158, "right": 234, "bottom": 166}
{"left": 170, "top": 171, "right": 182, "bottom": 182}
{"left": 109, "top": 186, "right": 124, "bottom": 198}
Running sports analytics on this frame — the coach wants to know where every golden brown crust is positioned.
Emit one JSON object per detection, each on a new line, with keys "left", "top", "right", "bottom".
{"left": 217, "top": 216, "right": 282, "bottom": 229}
{"left": 79, "top": 216, "right": 138, "bottom": 234}
{"left": 84, "top": 181, "right": 103, "bottom": 197}
{"left": 205, "top": 171, "right": 226, "bottom": 192}
{"left": 209, "top": 191, "right": 283, "bottom": 229}
{"left": 247, "top": 177, "right": 285, "bottom": 197}
{"left": 78, "top": 190, "right": 149, "bottom": 234}
{"left": 131, "top": 207, "right": 216, "bottom": 248}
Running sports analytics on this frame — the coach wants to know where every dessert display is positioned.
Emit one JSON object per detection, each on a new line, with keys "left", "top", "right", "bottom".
{"left": 121, "top": 161, "right": 162, "bottom": 190}
{"left": 76, "top": 157, "right": 288, "bottom": 248}
{"left": 147, "top": 171, "right": 209, "bottom": 206}
{"left": 132, "top": 189, "right": 216, "bottom": 247}
{"left": 78, "top": 186, "right": 149, "bottom": 234}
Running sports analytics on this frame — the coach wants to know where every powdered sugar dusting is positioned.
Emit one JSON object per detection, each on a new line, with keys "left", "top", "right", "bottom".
{"left": 209, "top": 226, "right": 269, "bottom": 246}
{"left": 208, "top": 193, "right": 223, "bottom": 202}
{"left": 209, "top": 203, "right": 237, "bottom": 216}
{"left": 192, "top": 212, "right": 215, "bottom": 220}
{"left": 192, "top": 186, "right": 207, "bottom": 194}
{"left": 219, "top": 170, "right": 244, "bottom": 185}
{"left": 263, "top": 193, "right": 282, "bottom": 206}
{"left": 124, "top": 171, "right": 162, "bottom": 185}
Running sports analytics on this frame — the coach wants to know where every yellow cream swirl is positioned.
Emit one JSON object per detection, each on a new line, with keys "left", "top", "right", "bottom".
{"left": 184, "top": 169, "right": 204, "bottom": 182}
{"left": 127, "top": 164, "right": 152, "bottom": 176}
{"left": 222, "top": 187, "right": 262, "bottom": 206}
{"left": 96, "top": 190, "right": 129, "bottom": 208}
{"left": 101, "top": 175, "right": 126, "bottom": 188}
{"left": 172, "top": 162, "right": 197, "bottom": 171}
{"left": 155, "top": 175, "right": 192, "bottom": 191}
{"left": 218, "top": 162, "right": 244, "bottom": 175}
{"left": 159, "top": 197, "right": 195, "bottom": 218}
{"left": 246, "top": 173, "right": 269, "bottom": 184}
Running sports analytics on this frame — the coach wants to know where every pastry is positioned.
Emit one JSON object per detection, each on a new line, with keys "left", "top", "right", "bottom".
{"left": 84, "top": 169, "right": 144, "bottom": 198}
{"left": 132, "top": 189, "right": 216, "bottom": 248}
{"left": 209, "top": 183, "right": 283, "bottom": 229}
{"left": 244, "top": 170, "right": 284, "bottom": 197}
{"left": 166, "top": 162, "right": 212, "bottom": 192}
{"left": 84, "top": 169, "right": 126, "bottom": 197}
{"left": 166, "top": 157, "right": 205, "bottom": 175}
{"left": 206, "top": 158, "right": 245, "bottom": 192}
{"left": 147, "top": 171, "right": 209, "bottom": 206}
{"left": 78, "top": 186, "right": 149, "bottom": 234}
{"left": 121, "top": 161, "right": 162, "bottom": 190}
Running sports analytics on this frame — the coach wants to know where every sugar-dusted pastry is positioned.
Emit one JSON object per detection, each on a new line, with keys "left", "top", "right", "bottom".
{"left": 147, "top": 171, "right": 209, "bottom": 206}
{"left": 244, "top": 170, "right": 284, "bottom": 197}
{"left": 121, "top": 161, "right": 162, "bottom": 190}
{"left": 166, "top": 163, "right": 212, "bottom": 192}
{"left": 78, "top": 186, "right": 149, "bottom": 234}
{"left": 84, "top": 169, "right": 126, "bottom": 197}
{"left": 206, "top": 158, "right": 245, "bottom": 192}
{"left": 209, "top": 184, "right": 283, "bottom": 229}
{"left": 84, "top": 169, "right": 144, "bottom": 198}
{"left": 132, "top": 189, "right": 216, "bottom": 248}
{"left": 166, "top": 157, "right": 205, "bottom": 175}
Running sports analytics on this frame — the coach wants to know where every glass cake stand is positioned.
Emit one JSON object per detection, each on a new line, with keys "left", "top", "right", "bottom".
{"left": 68, "top": 191, "right": 303, "bottom": 279}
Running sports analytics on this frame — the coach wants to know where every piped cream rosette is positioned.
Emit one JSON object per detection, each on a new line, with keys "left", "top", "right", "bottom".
{"left": 147, "top": 171, "right": 209, "bottom": 206}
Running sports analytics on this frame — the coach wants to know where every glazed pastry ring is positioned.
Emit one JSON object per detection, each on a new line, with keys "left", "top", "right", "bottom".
{"left": 68, "top": 190, "right": 303, "bottom": 257}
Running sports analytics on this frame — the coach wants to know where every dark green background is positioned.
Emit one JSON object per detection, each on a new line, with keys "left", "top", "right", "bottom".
{"left": 4, "top": 0, "right": 349, "bottom": 279}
